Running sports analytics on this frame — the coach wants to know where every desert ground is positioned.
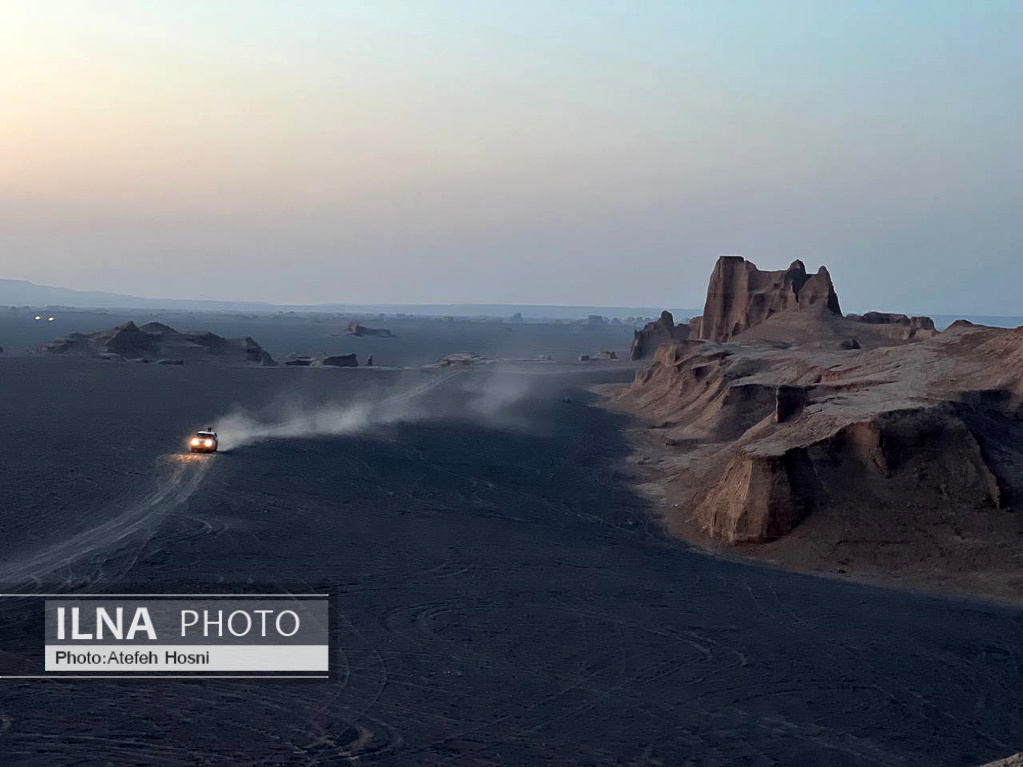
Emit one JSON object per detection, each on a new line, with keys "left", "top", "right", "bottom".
{"left": 0, "top": 307, "right": 642, "bottom": 366}
{"left": 1, "top": 315, "right": 1022, "bottom": 765}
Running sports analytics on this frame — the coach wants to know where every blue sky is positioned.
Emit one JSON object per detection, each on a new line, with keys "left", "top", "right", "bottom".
{"left": 1, "top": 1, "right": 1020, "bottom": 313}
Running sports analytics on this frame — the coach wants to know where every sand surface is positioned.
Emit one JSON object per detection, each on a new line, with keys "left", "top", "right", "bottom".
{"left": 0, "top": 340, "right": 1022, "bottom": 763}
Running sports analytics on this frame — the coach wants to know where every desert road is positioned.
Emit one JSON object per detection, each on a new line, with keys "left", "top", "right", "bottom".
{"left": 1, "top": 359, "right": 1022, "bottom": 765}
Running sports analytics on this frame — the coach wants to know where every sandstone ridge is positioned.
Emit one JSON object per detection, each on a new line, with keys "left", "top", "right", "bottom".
{"left": 698, "top": 256, "right": 841, "bottom": 342}
{"left": 626, "top": 330, "right": 1023, "bottom": 543}
{"left": 630, "top": 310, "right": 691, "bottom": 360}
{"left": 609, "top": 257, "right": 1023, "bottom": 599}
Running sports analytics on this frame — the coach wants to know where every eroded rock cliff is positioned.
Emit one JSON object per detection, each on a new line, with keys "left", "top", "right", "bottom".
{"left": 630, "top": 311, "right": 691, "bottom": 360}
{"left": 607, "top": 257, "right": 1023, "bottom": 599}
{"left": 698, "top": 257, "right": 841, "bottom": 342}
{"left": 621, "top": 325, "right": 1023, "bottom": 546}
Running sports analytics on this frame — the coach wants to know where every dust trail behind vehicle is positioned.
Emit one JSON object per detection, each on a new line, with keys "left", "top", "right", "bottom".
{"left": 0, "top": 368, "right": 535, "bottom": 587}
{"left": 213, "top": 367, "right": 539, "bottom": 451}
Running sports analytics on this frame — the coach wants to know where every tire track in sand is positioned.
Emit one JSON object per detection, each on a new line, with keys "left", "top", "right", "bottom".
{"left": 0, "top": 454, "right": 211, "bottom": 586}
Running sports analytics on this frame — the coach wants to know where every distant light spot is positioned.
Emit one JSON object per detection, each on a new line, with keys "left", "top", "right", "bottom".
{"left": 34, "top": 315, "right": 41, "bottom": 320}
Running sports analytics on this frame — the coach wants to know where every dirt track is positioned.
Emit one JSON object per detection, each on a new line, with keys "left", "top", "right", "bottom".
{"left": 1, "top": 358, "right": 1022, "bottom": 765}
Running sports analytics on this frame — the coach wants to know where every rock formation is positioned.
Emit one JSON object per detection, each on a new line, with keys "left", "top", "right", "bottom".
{"left": 622, "top": 324, "right": 1023, "bottom": 545}
{"left": 321, "top": 353, "right": 358, "bottom": 367}
{"left": 345, "top": 321, "right": 393, "bottom": 338}
{"left": 845, "top": 312, "right": 938, "bottom": 341}
{"left": 630, "top": 311, "right": 691, "bottom": 360}
{"left": 36, "top": 322, "right": 276, "bottom": 365}
{"left": 605, "top": 255, "right": 1023, "bottom": 599}
{"left": 284, "top": 353, "right": 358, "bottom": 367}
{"left": 698, "top": 257, "right": 841, "bottom": 342}
{"left": 434, "top": 353, "right": 495, "bottom": 367}
{"left": 685, "top": 256, "right": 936, "bottom": 349}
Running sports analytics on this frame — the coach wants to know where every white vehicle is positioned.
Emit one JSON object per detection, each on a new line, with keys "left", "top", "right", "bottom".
{"left": 188, "top": 429, "right": 218, "bottom": 454}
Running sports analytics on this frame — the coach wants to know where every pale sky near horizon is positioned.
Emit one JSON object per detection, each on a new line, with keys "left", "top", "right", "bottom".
{"left": 1, "top": 1, "right": 1021, "bottom": 314}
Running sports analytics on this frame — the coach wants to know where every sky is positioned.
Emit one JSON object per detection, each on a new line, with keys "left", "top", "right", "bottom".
{"left": 0, "top": 1, "right": 1021, "bottom": 314}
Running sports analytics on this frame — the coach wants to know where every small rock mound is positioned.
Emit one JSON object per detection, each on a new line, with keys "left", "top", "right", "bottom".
{"left": 345, "top": 321, "right": 393, "bottom": 338}
{"left": 321, "top": 353, "right": 358, "bottom": 367}
{"left": 285, "top": 353, "right": 358, "bottom": 367}
{"left": 36, "top": 322, "right": 276, "bottom": 365}
{"left": 434, "top": 353, "right": 494, "bottom": 367}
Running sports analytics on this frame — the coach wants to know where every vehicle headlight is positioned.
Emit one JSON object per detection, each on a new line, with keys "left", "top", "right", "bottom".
{"left": 191, "top": 438, "right": 200, "bottom": 446}
{"left": 204, "top": 439, "right": 214, "bottom": 447}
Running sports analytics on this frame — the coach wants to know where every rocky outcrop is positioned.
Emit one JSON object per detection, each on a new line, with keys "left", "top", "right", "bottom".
{"left": 345, "top": 321, "right": 393, "bottom": 338}
{"left": 285, "top": 353, "right": 358, "bottom": 367}
{"left": 433, "top": 353, "right": 495, "bottom": 367}
{"left": 321, "top": 353, "right": 358, "bottom": 367}
{"left": 579, "top": 351, "right": 618, "bottom": 361}
{"left": 698, "top": 257, "right": 841, "bottom": 342}
{"left": 36, "top": 322, "right": 277, "bottom": 365}
{"left": 846, "top": 312, "right": 937, "bottom": 341}
{"left": 630, "top": 311, "right": 691, "bottom": 359}
{"left": 619, "top": 324, "right": 1023, "bottom": 544}
{"left": 606, "top": 257, "right": 1023, "bottom": 598}
{"left": 684, "top": 256, "right": 940, "bottom": 349}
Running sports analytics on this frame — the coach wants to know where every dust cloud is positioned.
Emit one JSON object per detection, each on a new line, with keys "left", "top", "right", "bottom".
{"left": 213, "top": 369, "right": 541, "bottom": 451}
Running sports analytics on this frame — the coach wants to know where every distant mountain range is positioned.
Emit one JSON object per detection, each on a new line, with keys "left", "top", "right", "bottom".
{"left": 0, "top": 278, "right": 691, "bottom": 320}
{"left": 3, "top": 277, "right": 1019, "bottom": 327}
{"left": 0, "top": 279, "right": 275, "bottom": 312}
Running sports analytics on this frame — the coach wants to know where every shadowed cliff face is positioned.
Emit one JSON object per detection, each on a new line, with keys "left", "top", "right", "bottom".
{"left": 630, "top": 310, "right": 691, "bottom": 360}
{"left": 618, "top": 324, "right": 1023, "bottom": 568}
{"left": 698, "top": 256, "right": 842, "bottom": 342}
{"left": 606, "top": 257, "right": 1023, "bottom": 599}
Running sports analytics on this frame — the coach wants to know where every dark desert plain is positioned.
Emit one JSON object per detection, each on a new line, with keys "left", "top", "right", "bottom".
{"left": 0, "top": 313, "right": 1021, "bottom": 766}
